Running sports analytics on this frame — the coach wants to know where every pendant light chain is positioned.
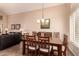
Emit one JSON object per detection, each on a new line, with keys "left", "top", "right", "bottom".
{"left": 42, "top": 3, "right": 44, "bottom": 19}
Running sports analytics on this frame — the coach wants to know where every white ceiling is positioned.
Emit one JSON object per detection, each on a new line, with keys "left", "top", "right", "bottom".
{"left": 0, "top": 3, "right": 63, "bottom": 15}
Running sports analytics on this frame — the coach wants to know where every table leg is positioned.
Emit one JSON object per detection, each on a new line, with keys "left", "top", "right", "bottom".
{"left": 58, "top": 45, "right": 62, "bottom": 56}
{"left": 22, "top": 41, "right": 25, "bottom": 55}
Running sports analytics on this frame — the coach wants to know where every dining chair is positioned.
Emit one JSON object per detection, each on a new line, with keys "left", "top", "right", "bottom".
{"left": 22, "top": 33, "right": 29, "bottom": 40}
{"left": 44, "top": 32, "right": 52, "bottom": 40}
{"left": 22, "top": 35, "right": 25, "bottom": 40}
{"left": 27, "top": 35, "right": 38, "bottom": 56}
{"left": 32, "top": 31, "right": 37, "bottom": 36}
{"left": 62, "top": 34, "right": 68, "bottom": 56}
{"left": 38, "top": 36, "right": 51, "bottom": 56}
{"left": 44, "top": 32, "right": 52, "bottom": 37}
{"left": 37, "top": 32, "right": 45, "bottom": 37}
{"left": 22, "top": 33, "right": 29, "bottom": 55}
{"left": 37, "top": 32, "right": 52, "bottom": 37}
{"left": 24, "top": 33, "right": 29, "bottom": 36}
{"left": 51, "top": 34, "right": 68, "bottom": 56}
{"left": 51, "top": 32, "right": 60, "bottom": 54}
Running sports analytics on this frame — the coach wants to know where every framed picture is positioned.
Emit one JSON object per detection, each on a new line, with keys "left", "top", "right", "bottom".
{"left": 15, "top": 24, "right": 21, "bottom": 30}
{"left": 11, "top": 24, "right": 15, "bottom": 30}
{"left": 41, "top": 18, "right": 50, "bottom": 29}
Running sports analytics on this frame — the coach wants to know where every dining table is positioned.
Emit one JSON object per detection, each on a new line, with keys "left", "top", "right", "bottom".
{"left": 22, "top": 37, "right": 63, "bottom": 56}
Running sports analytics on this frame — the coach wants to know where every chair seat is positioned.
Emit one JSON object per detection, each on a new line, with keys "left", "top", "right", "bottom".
{"left": 29, "top": 46, "right": 36, "bottom": 50}
{"left": 40, "top": 48, "right": 49, "bottom": 52}
{"left": 53, "top": 50, "right": 65, "bottom": 56}
{"left": 62, "top": 46, "right": 65, "bottom": 51}
{"left": 29, "top": 46, "right": 39, "bottom": 50}
{"left": 53, "top": 46, "right": 65, "bottom": 51}
{"left": 39, "top": 46, "right": 52, "bottom": 52}
{"left": 52, "top": 46, "right": 65, "bottom": 56}
{"left": 53, "top": 46, "right": 57, "bottom": 50}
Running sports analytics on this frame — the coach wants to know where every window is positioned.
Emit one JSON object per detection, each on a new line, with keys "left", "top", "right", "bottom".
{"left": 70, "top": 8, "right": 79, "bottom": 45}
{"left": 75, "top": 9, "right": 79, "bottom": 43}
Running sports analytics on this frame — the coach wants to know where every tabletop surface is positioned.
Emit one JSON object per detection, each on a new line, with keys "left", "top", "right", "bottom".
{"left": 22, "top": 36, "right": 63, "bottom": 45}
{"left": 50, "top": 38, "right": 62, "bottom": 45}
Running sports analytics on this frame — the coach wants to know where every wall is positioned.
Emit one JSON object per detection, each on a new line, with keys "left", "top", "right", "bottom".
{"left": 8, "top": 4, "right": 70, "bottom": 39}
{"left": 0, "top": 13, "right": 8, "bottom": 34}
{"left": 70, "top": 3, "right": 79, "bottom": 14}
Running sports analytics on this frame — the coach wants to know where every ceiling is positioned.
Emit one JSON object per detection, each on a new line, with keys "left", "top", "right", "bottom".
{"left": 0, "top": 3, "right": 63, "bottom": 15}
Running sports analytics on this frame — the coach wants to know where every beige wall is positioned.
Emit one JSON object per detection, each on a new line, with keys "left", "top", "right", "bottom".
{"left": 0, "top": 13, "right": 8, "bottom": 34}
{"left": 70, "top": 3, "right": 79, "bottom": 14}
{"left": 8, "top": 4, "right": 70, "bottom": 39}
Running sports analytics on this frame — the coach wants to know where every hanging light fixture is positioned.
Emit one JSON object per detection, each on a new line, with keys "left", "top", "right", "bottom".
{"left": 41, "top": 3, "right": 45, "bottom": 22}
{"left": 37, "top": 19, "right": 40, "bottom": 23}
{"left": 37, "top": 3, "right": 45, "bottom": 23}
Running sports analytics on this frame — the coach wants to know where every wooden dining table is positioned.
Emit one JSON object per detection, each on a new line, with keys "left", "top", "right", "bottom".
{"left": 22, "top": 37, "right": 63, "bottom": 56}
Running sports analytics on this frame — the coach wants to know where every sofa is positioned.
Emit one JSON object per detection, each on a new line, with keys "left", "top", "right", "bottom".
{"left": 0, "top": 32, "right": 21, "bottom": 50}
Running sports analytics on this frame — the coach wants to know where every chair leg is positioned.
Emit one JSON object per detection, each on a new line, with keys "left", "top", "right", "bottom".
{"left": 48, "top": 52, "right": 50, "bottom": 56}
{"left": 27, "top": 49, "right": 29, "bottom": 56}
{"left": 39, "top": 51, "right": 40, "bottom": 56}
{"left": 35, "top": 50, "right": 37, "bottom": 56}
{"left": 51, "top": 47, "right": 54, "bottom": 56}
{"left": 38, "top": 48, "right": 40, "bottom": 56}
{"left": 64, "top": 52, "right": 66, "bottom": 56}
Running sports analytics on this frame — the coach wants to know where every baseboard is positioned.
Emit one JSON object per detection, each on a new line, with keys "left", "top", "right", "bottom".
{"left": 68, "top": 47, "right": 76, "bottom": 56}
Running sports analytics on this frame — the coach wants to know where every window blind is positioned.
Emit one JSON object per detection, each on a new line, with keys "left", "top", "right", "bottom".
{"left": 75, "top": 14, "right": 79, "bottom": 42}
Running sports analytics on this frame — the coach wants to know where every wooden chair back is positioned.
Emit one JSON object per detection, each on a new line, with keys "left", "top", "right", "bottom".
{"left": 44, "top": 32, "right": 52, "bottom": 37}
{"left": 22, "top": 35, "right": 25, "bottom": 40}
{"left": 37, "top": 32, "right": 45, "bottom": 37}
{"left": 53, "top": 32, "right": 60, "bottom": 38}
{"left": 26, "top": 35, "right": 37, "bottom": 55}
{"left": 62, "top": 34, "right": 68, "bottom": 56}
{"left": 27, "top": 35, "right": 36, "bottom": 47}
{"left": 37, "top": 32, "right": 52, "bottom": 37}
{"left": 32, "top": 31, "right": 37, "bottom": 36}
{"left": 63, "top": 34, "right": 68, "bottom": 46}
{"left": 38, "top": 36, "right": 50, "bottom": 49}
{"left": 24, "top": 33, "right": 29, "bottom": 36}
{"left": 22, "top": 33, "right": 29, "bottom": 40}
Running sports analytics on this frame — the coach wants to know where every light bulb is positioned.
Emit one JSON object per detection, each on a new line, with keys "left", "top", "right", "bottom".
{"left": 37, "top": 19, "right": 40, "bottom": 23}
{"left": 41, "top": 18, "right": 44, "bottom": 22}
{"left": 46, "top": 20, "right": 49, "bottom": 23}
